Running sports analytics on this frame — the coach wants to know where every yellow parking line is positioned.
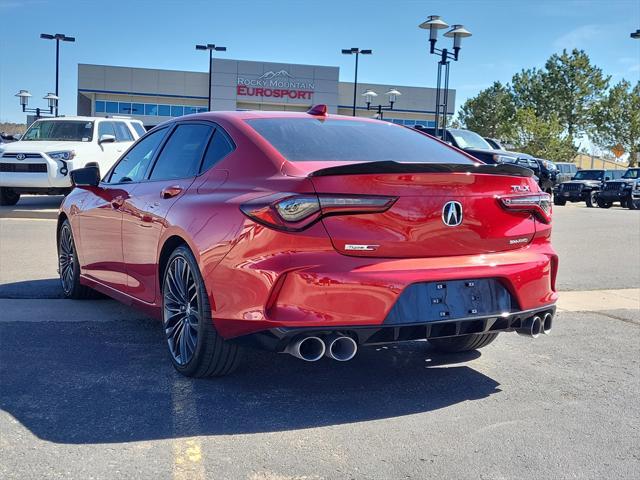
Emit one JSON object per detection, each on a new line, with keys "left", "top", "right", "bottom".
{"left": 171, "top": 376, "right": 206, "bottom": 480}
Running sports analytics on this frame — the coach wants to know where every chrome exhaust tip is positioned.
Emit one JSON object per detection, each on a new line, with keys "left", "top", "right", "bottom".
{"left": 517, "top": 316, "right": 543, "bottom": 338}
{"left": 324, "top": 334, "right": 358, "bottom": 362}
{"left": 542, "top": 313, "right": 553, "bottom": 335}
{"left": 284, "top": 336, "right": 325, "bottom": 362}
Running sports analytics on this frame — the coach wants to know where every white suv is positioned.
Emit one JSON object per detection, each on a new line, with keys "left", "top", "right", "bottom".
{"left": 0, "top": 116, "right": 145, "bottom": 205}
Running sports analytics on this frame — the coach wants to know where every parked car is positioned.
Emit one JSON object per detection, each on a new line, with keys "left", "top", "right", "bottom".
{"left": 499, "top": 156, "right": 558, "bottom": 194}
{"left": 555, "top": 162, "right": 578, "bottom": 183}
{"left": 0, "top": 116, "right": 145, "bottom": 205}
{"left": 414, "top": 127, "right": 554, "bottom": 192}
{"left": 58, "top": 108, "right": 558, "bottom": 377}
{"left": 596, "top": 167, "right": 640, "bottom": 209}
{"left": 553, "top": 169, "right": 621, "bottom": 207}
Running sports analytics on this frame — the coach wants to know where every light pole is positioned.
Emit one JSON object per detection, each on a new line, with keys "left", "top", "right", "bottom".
{"left": 15, "top": 90, "right": 59, "bottom": 119}
{"left": 362, "top": 88, "right": 401, "bottom": 120}
{"left": 419, "top": 16, "right": 472, "bottom": 140}
{"left": 341, "top": 48, "right": 372, "bottom": 116}
{"left": 196, "top": 44, "right": 227, "bottom": 111}
{"left": 40, "top": 33, "right": 75, "bottom": 117}
{"left": 631, "top": 29, "right": 640, "bottom": 39}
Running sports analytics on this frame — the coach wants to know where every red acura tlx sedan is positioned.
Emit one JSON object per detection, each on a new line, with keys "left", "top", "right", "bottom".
{"left": 58, "top": 106, "right": 558, "bottom": 377}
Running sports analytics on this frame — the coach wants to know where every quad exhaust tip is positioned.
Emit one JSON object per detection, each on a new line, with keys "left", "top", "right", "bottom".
{"left": 517, "top": 315, "right": 543, "bottom": 338}
{"left": 285, "top": 336, "right": 325, "bottom": 362}
{"left": 324, "top": 334, "right": 358, "bottom": 362}
{"left": 542, "top": 313, "right": 553, "bottom": 335}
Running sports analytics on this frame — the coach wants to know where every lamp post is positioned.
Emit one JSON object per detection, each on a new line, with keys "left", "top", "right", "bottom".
{"left": 196, "top": 43, "right": 227, "bottom": 111}
{"left": 362, "top": 88, "right": 401, "bottom": 120}
{"left": 419, "top": 16, "right": 472, "bottom": 140}
{"left": 631, "top": 29, "right": 640, "bottom": 39}
{"left": 15, "top": 90, "right": 58, "bottom": 119}
{"left": 341, "top": 48, "right": 372, "bottom": 116}
{"left": 40, "top": 33, "right": 75, "bottom": 117}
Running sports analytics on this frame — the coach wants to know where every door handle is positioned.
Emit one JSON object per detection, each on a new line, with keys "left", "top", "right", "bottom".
{"left": 161, "top": 186, "right": 183, "bottom": 199}
{"left": 111, "top": 196, "right": 124, "bottom": 209}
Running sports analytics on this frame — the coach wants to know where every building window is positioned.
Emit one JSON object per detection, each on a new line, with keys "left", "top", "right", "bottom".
{"left": 196, "top": 107, "right": 208, "bottom": 113}
{"left": 158, "top": 105, "right": 171, "bottom": 116}
{"left": 171, "top": 105, "right": 184, "bottom": 117}
{"left": 118, "top": 102, "right": 132, "bottom": 114}
{"left": 145, "top": 104, "right": 158, "bottom": 116}
{"left": 132, "top": 103, "right": 144, "bottom": 115}
{"left": 105, "top": 101, "right": 118, "bottom": 114}
{"left": 95, "top": 101, "right": 105, "bottom": 113}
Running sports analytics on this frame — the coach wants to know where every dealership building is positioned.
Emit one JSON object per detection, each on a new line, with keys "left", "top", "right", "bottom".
{"left": 77, "top": 58, "right": 455, "bottom": 129}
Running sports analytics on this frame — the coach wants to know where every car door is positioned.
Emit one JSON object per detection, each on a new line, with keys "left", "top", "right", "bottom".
{"left": 79, "top": 127, "right": 169, "bottom": 291}
{"left": 121, "top": 122, "right": 214, "bottom": 303}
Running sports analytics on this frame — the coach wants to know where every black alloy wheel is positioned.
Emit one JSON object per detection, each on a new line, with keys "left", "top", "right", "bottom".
{"left": 162, "top": 245, "right": 242, "bottom": 377}
{"left": 58, "top": 220, "right": 95, "bottom": 299}
{"left": 163, "top": 254, "right": 201, "bottom": 366}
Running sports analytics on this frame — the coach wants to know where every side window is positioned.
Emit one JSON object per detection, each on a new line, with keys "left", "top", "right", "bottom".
{"left": 97, "top": 121, "right": 116, "bottom": 139}
{"left": 131, "top": 123, "right": 146, "bottom": 137}
{"left": 107, "top": 128, "right": 167, "bottom": 184}
{"left": 200, "top": 128, "right": 234, "bottom": 173}
{"left": 113, "top": 122, "right": 134, "bottom": 142}
{"left": 149, "top": 124, "right": 212, "bottom": 181}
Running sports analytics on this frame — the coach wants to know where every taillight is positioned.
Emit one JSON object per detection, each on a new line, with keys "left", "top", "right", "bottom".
{"left": 498, "top": 193, "right": 552, "bottom": 223}
{"left": 241, "top": 193, "right": 397, "bottom": 231}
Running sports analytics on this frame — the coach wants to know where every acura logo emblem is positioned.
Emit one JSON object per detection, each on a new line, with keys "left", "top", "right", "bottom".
{"left": 16, "top": 153, "right": 26, "bottom": 160}
{"left": 442, "top": 201, "right": 463, "bottom": 227}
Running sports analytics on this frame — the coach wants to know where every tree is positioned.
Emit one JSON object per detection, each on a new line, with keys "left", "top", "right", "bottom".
{"left": 457, "top": 81, "right": 515, "bottom": 139}
{"left": 593, "top": 80, "right": 640, "bottom": 166}
{"left": 511, "top": 49, "right": 609, "bottom": 137}
{"left": 510, "top": 108, "right": 577, "bottom": 163}
{"left": 542, "top": 49, "right": 609, "bottom": 137}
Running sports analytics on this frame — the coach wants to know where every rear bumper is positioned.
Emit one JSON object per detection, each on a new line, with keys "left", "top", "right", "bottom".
{"left": 235, "top": 304, "right": 556, "bottom": 352}
{"left": 209, "top": 238, "right": 558, "bottom": 339}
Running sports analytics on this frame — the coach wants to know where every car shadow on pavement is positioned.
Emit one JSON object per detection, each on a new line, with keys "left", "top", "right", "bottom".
{"left": 0, "top": 307, "right": 501, "bottom": 444}
{"left": 0, "top": 279, "right": 65, "bottom": 299}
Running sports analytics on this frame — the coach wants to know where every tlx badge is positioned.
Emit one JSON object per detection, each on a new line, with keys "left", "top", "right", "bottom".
{"left": 511, "top": 185, "right": 531, "bottom": 192}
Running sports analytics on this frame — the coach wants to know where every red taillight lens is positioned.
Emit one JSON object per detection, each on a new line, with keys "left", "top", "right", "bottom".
{"left": 498, "top": 193, "right": 552, "bottom": 223}
{"left": 241, "top": 193, "right": 396, "bottom": 231}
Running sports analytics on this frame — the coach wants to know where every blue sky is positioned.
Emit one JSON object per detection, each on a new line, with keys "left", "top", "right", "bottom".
{"left": 0, "top": 0, "right": 638, "bottom": 124}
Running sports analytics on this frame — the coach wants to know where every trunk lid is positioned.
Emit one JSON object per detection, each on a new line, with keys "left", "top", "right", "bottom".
{"left": 304, "top": 162, "right": 539, "bottom": 258}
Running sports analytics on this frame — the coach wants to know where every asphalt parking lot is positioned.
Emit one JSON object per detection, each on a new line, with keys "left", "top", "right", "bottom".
{"left": 1, "top": 198, "right": 639, "bottom": 479}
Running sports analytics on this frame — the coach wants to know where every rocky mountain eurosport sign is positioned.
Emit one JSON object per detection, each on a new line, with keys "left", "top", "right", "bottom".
{"left": 236, "top": 70, "right": 315, "bottom": 100}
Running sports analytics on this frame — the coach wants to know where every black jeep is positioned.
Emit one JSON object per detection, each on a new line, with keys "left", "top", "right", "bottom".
{"left": 553, "top": 169, "right": 613, "bottom": 207}
{"left": 596, "top": 168, "right": 640, "bottom": 210}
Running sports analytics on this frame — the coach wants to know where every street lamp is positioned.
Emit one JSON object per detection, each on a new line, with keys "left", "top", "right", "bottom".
{"left": 631, "top": 29, "right": 640, "bottom": 39}
{"left": 362, "top": 88, "right": 401, "bottom": 120}
{"left": 196, "top": 43, "right": 227, "bottom": 111}
{"left": 15, "top": 90, "right": 58, "bottom": 118}
{"left": 341, "top": 48, "right": 372, "bottom": 116}
{"left": 40, "top": 33, "right": 75, "bottom": 117}
{"left": 419, "top": 16, "right": 472, "bottom": 139}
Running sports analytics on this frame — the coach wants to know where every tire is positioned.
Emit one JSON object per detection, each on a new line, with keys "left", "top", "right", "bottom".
{"left": 429, "top": 332, "right": 499, "bottom": 353}
{"left": 585, "top": 190, "right": 597, "bottom": 208}
{"left": 162, "top": 245, "right": 242, "bottom": 377}
{"left": 58, "top": 220, "right": 97, "bottom": 299}
{"left": 596, "top": 199, "right": 612, "bottom": 209}
{"left": 0, "top": 187, "right": 20, "bottom": 206}
{"left": 628, "top": 196, "right": 639, "bottom": 210}
{"left": 553, "top": 197, "right": 566, "bottom": 206}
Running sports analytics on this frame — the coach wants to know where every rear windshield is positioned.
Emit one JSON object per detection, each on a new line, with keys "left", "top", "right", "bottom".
{"left": 246, "top": 118, "right": 475, "bottom": 164}
{"left": 22, "top": 120, "right": 94, "bottom": 142}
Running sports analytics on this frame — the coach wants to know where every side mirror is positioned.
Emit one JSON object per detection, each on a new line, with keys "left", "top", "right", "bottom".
{"left": 70, "top": 165, "right": 101, "bottom": 187}
{"left": 99, "top": 134, "right": 116, "bottom": 144}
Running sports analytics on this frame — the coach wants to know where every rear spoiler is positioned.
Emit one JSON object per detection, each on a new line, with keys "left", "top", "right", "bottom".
{"left": 308, "top": 161, "right": 534, "bottom": 178}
